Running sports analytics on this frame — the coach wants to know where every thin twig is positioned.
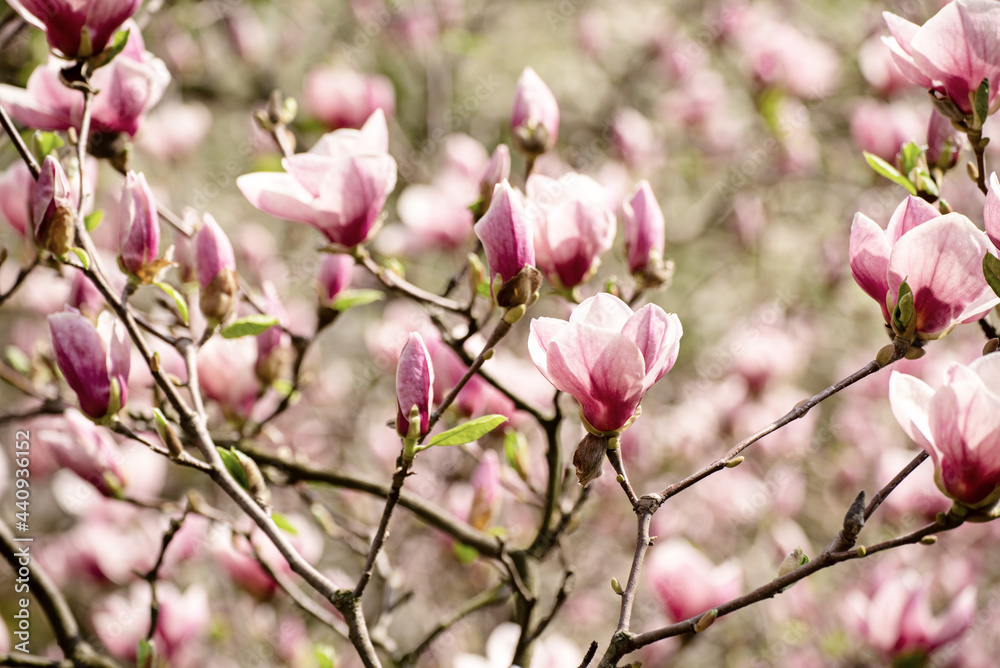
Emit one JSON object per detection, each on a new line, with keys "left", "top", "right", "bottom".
{"left": 353, "top": 452, "right": 412, "bottom": 598}
{"left": 351, "top": 247, "right": 466, "bottom": 313}
{"left": 0, "top": 253, "right": 42, "bottom": 307}
{"left": 0, "top": 101, "right": 40, "bottom": 178}
{"left": 864, "top": 450, "right": 929, "bottom": 521}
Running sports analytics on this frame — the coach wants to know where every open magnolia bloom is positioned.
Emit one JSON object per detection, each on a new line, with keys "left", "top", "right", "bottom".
{"left": 529, "top": 293, "right": 682, "bottom": 434}
{"left": 883, "top": 0, "right": 1000, "bottom": 117}
{"left": 237, "top": 109, "right": 397, "bottom": 248}
{"left": 889, "top": 353, "right": 1000, "bottom": 511}
{"left": 849, "top": 196, "right": 998, "bottom": 341}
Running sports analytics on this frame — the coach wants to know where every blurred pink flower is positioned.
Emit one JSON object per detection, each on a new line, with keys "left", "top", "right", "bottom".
{"left": 849, "top": 196, "right": 998, "bottom": 340}
{"left": 237, "top": 110, "right": 397, "bottom": 247}
{"left": 136, "top": 100, "right": 213, "bottom": 161}
{"left": 529, "top": 294, "right": 682, "bottom": 433}
{"left": 525, "top": 173, "right": 616, "bottom": 290}
{"left": 453, "top": 622, "right": 582, "bottom": 668}
{"left": 610, "top": 107, "right": 663, "bottom": 169}
{"left": 511, "top": 67, "right": 560, "bottom": 156}
{"left": 9, "top": 0, "right": 140, "bottom": 59}
{"left": 479, "top": 144, "right": 511, "bottom": 209}
{"left": 0, "top": 23, "right": 170, "bottom": 137}
{"left": 983, "top": 171, "right": 1000, "bottom": 248}
{"left": 647, "top": 538, "right": 743, "bottom": 623}
{"left": 36, "top": 408, "right": 124, "bottom": 495}
{"left": 426, "top": 335, "right": 515, "bottom": 421}
{"left": 927, "top": 108, "right": 965, "bottom": 169}
{"left": 304, "top": 65, "right": 395, "bottom": 130}
{"left": 0, "top": 160, "right": 34, "bottom": 236}
{"left": 849, "top": 100, "right": 925, "bottom": 163}
{"left": 469, "top": 450, "right": 501, "bottom": 530}
{"left": 890, "top": 353, "right": 1000, "bottom": 509}
{"left": 842, "top": 569, "right": 975, "bottom": 659}
{"left": 49, "top": 309, "right": 130, "bottom": 421}
{"left": 884, "top": 0, "right": 1000, "bottom": 116}
{"left": 858, "top": 34, "right": 915, "bottom": 97}
{"left": 317, "top": 253, "right": 354, "bottom": 304}
{"left": 32, "top": 155, "right": 75, "bottom": 256}
{"left": 197, "top": 336, "right": 260, "bottom": 419}
{"left": 396, "top": 332, "right": 433, "bottom": 439}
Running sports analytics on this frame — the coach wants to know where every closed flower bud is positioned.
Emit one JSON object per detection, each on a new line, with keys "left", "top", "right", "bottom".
{"left": 395, "top": 333, "right": 433, "bottom": 440}
{"left": 48, "top": 309, "right": 131, "bottom": 422}
{"left": 33, "top": 155, "right": 76, "bottom": 256}
{"left": 511, "top": 68, "right": 560, "bottom": 157}
{"left": 624, "top": 180, "right": 671, "bottom": 287}
{"left": 474, "top": 180, "right": 539, "bottom": 308}
{"left": 118, "top": 171, "right": 162, "bottom": 281}
{"left": 196, "top": 214, "right": 238, "bottom": 324}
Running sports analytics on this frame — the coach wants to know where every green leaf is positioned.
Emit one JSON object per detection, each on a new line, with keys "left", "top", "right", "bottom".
{"left": 864, "top": 151, "right": 917, "bottom": 195}
{"left": 331, "top": 289, "right": 384, "bottom": 312}
{"left": 453, "top": 542, "right": 479, "bottom": 564}
{"left": 975, "top": 77, "right": 990, "bottom": 129}
{"left": 218, "top": 447, "right": 249, "bottom": 490}
{"left": 84, "top": 210, "right": 103, "bottom": 231}
{"left": 70, "top": 247, "right": 90, "bottom": 270}
{"left": 899, "top": 142, "right": 921, "bottom": 177}
{"left": 984, "top": 253, "right": 1000, "bottom": 298}
{"left": 426, "top": 415, "right": 508, "bottom": 448}
{"left": 137, "top": 638, "right": 156, "bottom": 668}
{"left": 30, "top": 131, "right": 63, "bottom": 160}
{"left": 314, "top": 644, "right": 337, "bottom": 668}
{"left": 892, "top": 279, "right": 916, "bottom": 337}
{"left": 89, "top": 28, "right": 130, "bottom": 70}
{"left": 272, "top": 511, "right": 299, "bottom": 535}
{"left": 153, "top": 281, "right": 189, "bottom": 324}
{"left": 4, "top": 345, "right": 31, "bottom": 375}
{"left": 221, "top": 314, "right": 278, "bottom": 339}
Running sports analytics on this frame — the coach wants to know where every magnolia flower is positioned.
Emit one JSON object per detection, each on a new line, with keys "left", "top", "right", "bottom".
{"left": 647, "top": 538, "right": 743, "bottom": 624}
{"left": 511, "top": 67, "right": 560, "bottom": 156}
{"left": 525, "top": 173, "right": 616, "bottom": 290}
{"left": 195, "top": 213, "right": 238, "bottom": 324}
{"left": 9, "top": 0, "right": 141, "bottom": 59}
{"left": 317, "top": 253, "right": 353, "bottom": 304}
{"left": 37, "top": 408, "right": 125, "bottom": 496}
{"left": 843, "top": 569, "right": 976, "bottom": 659}
{"left": 529, "top": 293, "right": 682, "bottom": 433}
{"left": 0, "top": 24, "right": 170, "bottom": 137}
{"left": 396, "top": 332, "right": 433, "bottom": 439}
{"left": 883, "top": 0, "right": 1000, "bottom": 117}
{"left": 983, "top": 172, "right": 1000, "bottom": 248}
{"left": 849, "top": 196, "right": 998, "bottom": 341}
{"left": 304, "top": 65, "right": 395, "bottom": 130}
{"left": 475, "top": 180, "right": 539, "bottom": 307}
{"left": 0, "top": 160, "right": 35, "bottom": 236}
{"left": 49, "top": 309, "right": 130, "bottom": 422}
{"left": 889, "top": 353, "right": 1000, "bottom": 509}
{"left": 117, "top": 171, "right": 161, "bottom": 280}
{"left": 237, "top": 109, "right": 397, "bottom": 248}
{"left": 623, "top": 180, "right": 667, "bottom": 280}
{"left": 32, "top": 155, "right": 75, "bottom": 256}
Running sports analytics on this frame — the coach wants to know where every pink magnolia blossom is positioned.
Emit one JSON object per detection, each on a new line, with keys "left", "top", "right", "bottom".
{"left": 0, "top": 23, "right": 169, "bottom": 137}
{"left": 37, "top": 408, "right": 125, "bottom": 495}
{"left": 843, "top": 570, "right": 976, "bottom": 659}
{"left": 9, "top": 0, "right": 141, "bottom": 59}
{"left": 396, "top": 332, "right": 433, "bottom": 439}
{"left": 237, "top": 109, "right": 397, "bottom": 247}
{"left": 117, "top": 171, "right": 160, "bottom": 278}
{"left": 623, "top": 180, "right": 666, "bottom": 276}
{"left": 136, "top": 100, "right": 212, "bottom": 160}
{"left": 858, "top": 34, "right": 914, "bottom": 97}
{"left": 426, "top": 336, "right": 515, "bottom": 421}
{"left": 883, "top": 0, "right": 1000, "bottom": 116}
{"left": 647, "top": 538, "right": 743, "bottom": 623}
{"left": 849, "top": 196, "right": 998, "bottom": 340}
{"left": 304, "top": 65, "right": 395, "bottom": 130}
{"left": 849, "top": 100, "right": 925, "bottom": 163}
{"left": 195, "top": 213, "right": 238, "bottom": 323}
{"left": 317, "top": 253, "right": 353, "bottom": 304}
{"left": 889, "top": 353, "right": 1000, "bottom": 508}
{"left": 529, "top": 294, "right": 682, "bottom": 433}
{"left": 525, "top": 173, "right": 616, "bottom": 290}
{"left": 32, "top": 155, "right": 75, "bottom": 256}
{"left": 475, "top": 180, "right": 534, "bottom": 287}
{"left": 0, "top": 160, "right": 34, "bottom": 236}
{"left": 197, "top": 335, "right": 259, "bottom": 420}
{"left": 984, "top": 171, "right": 1000, "bottom": 248}
{"left": 511, "top": 67, "right": 560, "bottom": 156}
{"left": 49, "top": 309, "right": 130, "bottom": 421}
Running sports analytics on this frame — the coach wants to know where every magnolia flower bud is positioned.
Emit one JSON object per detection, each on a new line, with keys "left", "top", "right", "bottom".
{"left": 48, "top": 309, "right": 131, "bottom": 422}
{"left": 11, "top": 0, "right": 141, "bottom": 59}
{"left": 395, "top": 333, "right": 433, "bottom": 440}
{"left": 474, "top": 180, "right": 539, "bottom": 308}
{"left": 196, "top": 214, "right": 238, "bottom": 324}
{"left": 511, "top": 68, "right": 560, "bottom": 157}
{"left": 118, "top": 171, "right": 162, "bottom": 281}
{"left": 33, "top": 155, "right": 75, "bottom": 256}
{"left": 478, "top": 145, "right": 511, "bottom": 211}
